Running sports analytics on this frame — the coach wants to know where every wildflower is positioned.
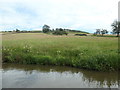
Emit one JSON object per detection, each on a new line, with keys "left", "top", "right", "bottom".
{"left": 80, "top": 53, "right": 83, "bottom": 55}
{"left": 57, "top": 51, "right": 61, "bottom": 53}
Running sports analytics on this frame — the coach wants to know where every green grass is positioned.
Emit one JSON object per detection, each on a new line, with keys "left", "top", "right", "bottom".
{"left": 2, "top": 33, "right": 119, "bottom": 71}
{"left": 92, "top": 34, "right": 117, "bottom": 37}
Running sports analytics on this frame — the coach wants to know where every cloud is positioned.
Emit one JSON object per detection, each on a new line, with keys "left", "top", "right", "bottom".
{"left": 0, "top": 0, "right": 119, "bottom": 32}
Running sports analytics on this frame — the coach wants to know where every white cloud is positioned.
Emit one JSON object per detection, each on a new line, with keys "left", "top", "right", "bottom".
{"left": 0, "top": 0, "right": 119, "bottom": 32}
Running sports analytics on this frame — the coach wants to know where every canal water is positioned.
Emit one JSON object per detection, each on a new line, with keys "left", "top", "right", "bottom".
{"left": 2, "top": 63, "right": 118, "bottom": 88}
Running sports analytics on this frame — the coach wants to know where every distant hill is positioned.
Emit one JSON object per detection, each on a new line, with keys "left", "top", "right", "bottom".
{"left": 1, "top": 29, "right": 89, "bottom": 34}
{"left": 68, "top": 30, "right": 89, "bottom": 34}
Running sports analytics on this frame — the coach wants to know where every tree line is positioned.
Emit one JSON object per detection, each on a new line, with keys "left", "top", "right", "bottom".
{"left": 94, "top": 20, "right": 120, "bottom": 37}
{"left": 2, "top": 20, "right": 120, "bottom": 37}
{"left": 42, "top": 24, "right": 68, "bottom": 35}
{"left": 94, "top": 29, "right": 108, "bottom": 36}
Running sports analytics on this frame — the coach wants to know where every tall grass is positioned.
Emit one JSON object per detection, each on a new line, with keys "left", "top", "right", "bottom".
{"left": 2, "top": 33, "right": 119, "bottom": 71}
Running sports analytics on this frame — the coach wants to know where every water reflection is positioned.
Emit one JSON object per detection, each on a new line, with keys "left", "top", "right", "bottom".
{"left": 2, "top": 63, "right": 118, "bottom": 88}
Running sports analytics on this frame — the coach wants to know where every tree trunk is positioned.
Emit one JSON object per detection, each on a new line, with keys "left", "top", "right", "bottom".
{"left": 117, "top": 33, "right": 119, "bottom": 37}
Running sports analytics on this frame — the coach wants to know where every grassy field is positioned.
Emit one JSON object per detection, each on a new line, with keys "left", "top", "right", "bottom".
{"left": 2, "top": 33, "right": 119, "bottom": 71}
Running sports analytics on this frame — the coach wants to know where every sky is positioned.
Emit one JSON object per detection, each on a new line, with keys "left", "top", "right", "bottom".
{"left": 0, "top": 0, "right": 119, "bottom": 33}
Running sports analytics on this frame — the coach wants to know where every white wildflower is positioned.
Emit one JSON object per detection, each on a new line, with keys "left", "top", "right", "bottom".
{"left": 57, "top": 51, "right": 61, "bottom": 53}
{"left": 81, "top": 53, "right": 83, "bottom": 55}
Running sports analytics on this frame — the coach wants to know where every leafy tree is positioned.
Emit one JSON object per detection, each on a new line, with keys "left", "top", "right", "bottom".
{"left": 101, "top": 29, "right": 108, "bottom": 36}
{"left": 93, "top": 32, "right": 97, "bottom": 36}
{"left": 96, "top": 29, "right": 101, "bottom": 35}
{"left": 42, "top": 24, "right": 50, "bottom": 33}
{"left": 59, "top": 28, "right": 63, "bottom": 31}
{"left": 52, "top": 28, "right": 68, "bottom": 35}
{"left": 16, "top": 29, "right": 20, "bottom": 32}
{"left": 111, "top": 20, "right": 120, "bottom": 37}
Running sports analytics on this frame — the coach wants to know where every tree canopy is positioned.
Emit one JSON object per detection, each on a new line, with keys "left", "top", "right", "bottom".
{"left": 52, "top": 28, "right": 68, "bottom": 35}
{"left": 42, "top": 24, "right": 50, "bottom": 33}
{"left": 111, "top": 20, "right": 120, "bottom": 37}
{"left": 101, "top": 29, "right": 108, "bottom": 36}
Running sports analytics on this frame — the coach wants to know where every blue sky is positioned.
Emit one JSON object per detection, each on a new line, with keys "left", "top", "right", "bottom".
{"left": 0, "top": 0, "right": 118, "bottom": 33}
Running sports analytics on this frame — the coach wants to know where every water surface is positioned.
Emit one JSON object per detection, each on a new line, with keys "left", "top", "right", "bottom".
{"left": 2, "top": 63, "right": 118, "bottom": 88}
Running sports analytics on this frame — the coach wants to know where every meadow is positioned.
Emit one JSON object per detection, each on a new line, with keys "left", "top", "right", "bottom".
{"left": 2, "top": 33, "right": 119, "bottom": 71}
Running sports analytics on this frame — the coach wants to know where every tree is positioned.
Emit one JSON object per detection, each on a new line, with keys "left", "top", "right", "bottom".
{"left": 111, "top": 20, "right": 120, "bottom": 37}
{"left": 93, "top": 32, "right": 97, "bottom": 36}
{"left": 59, "top": 28, "right": 63, "bottom": 31}
{"left": 96, "top": 29, "right": 101, "bottom": 35}
{"left": 52, "top": 28, "right": 68, "bottom": 35}
{"left": 101, "top": 29, "right": 108, "bottom": 36}
{"left": 42, "top": 24, "right": 50, "bottom": 33}
{"left": 16, "top": 29, "right": 20, "bottom": 32}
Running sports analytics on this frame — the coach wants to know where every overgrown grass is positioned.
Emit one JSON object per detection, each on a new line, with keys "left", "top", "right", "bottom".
{"left": 2, "top": 33, "right": 119, "bottom": 71}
